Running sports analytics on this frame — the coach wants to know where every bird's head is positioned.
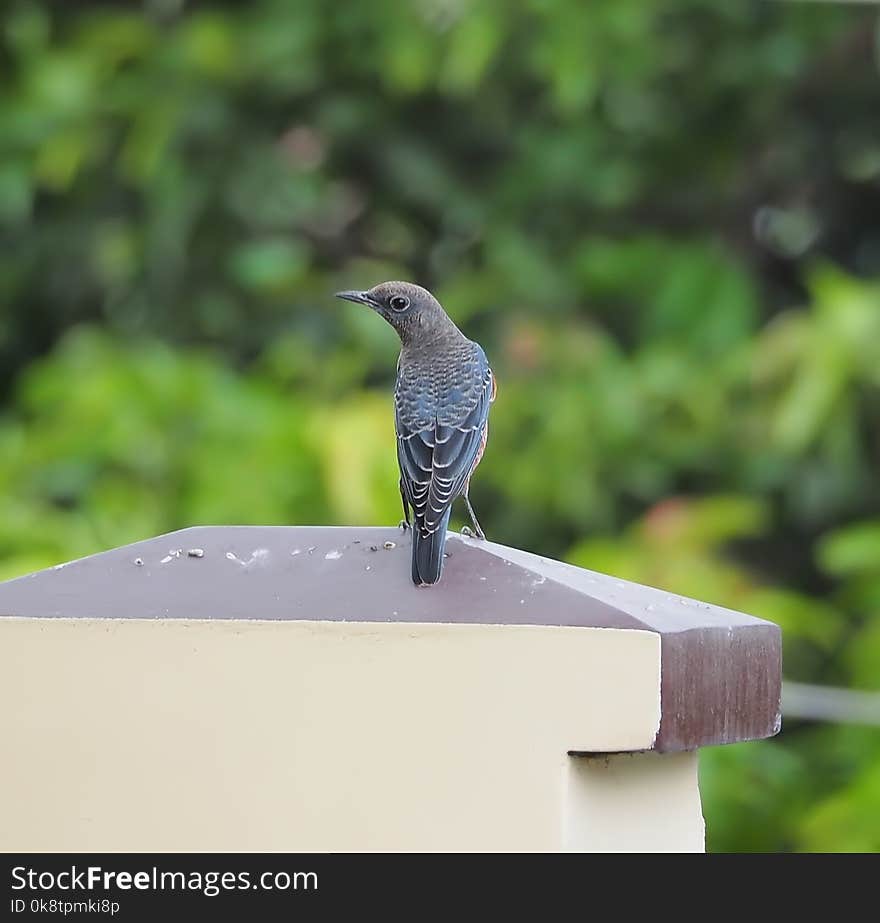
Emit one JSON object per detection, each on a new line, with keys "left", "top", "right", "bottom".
{"left": 335, "top": 281, "right": 451, "bottom": 344}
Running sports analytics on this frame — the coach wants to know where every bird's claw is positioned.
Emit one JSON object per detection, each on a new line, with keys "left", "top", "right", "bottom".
{"left": 461, "top": 525, "right": 485, "bottom": 540}
{"left": 398, "top": 519, "right": 410, "bottom": 532}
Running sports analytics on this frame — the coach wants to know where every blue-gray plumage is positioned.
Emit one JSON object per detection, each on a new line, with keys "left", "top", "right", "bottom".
{"left": 335, "top": 281, "right": 495, "bottom": 586}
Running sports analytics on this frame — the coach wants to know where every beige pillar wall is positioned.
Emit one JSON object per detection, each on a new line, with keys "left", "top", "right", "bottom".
{"left": 0, "top": 615, "right": 708, "bottom": 852}
{"left": 565, "top": 751, "right": 704, "bottom": 852}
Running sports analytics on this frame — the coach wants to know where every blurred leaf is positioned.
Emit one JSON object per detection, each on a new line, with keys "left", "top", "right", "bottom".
{"left": 818, "top": 521, "right": 880, "bottom": 577}
{"left": 441, "top": 11, "right": 502, "bottom": 92}
{"left": 800, "top": 763, "right": 880, "bottom": 852}
{"left": 228, "top": 238, "right": 310, "bottom": 293}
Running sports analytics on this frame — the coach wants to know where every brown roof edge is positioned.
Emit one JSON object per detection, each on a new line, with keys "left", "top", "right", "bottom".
{"left": 0, "top": 525, "right": 782, "bottom": 751}
{"left": 656, "top": 622, "right": 781, "bottom": 751}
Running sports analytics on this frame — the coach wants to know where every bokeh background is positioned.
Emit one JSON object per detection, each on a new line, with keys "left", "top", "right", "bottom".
{"left": 2, "top": 0, "right": 880, "bottom": 851}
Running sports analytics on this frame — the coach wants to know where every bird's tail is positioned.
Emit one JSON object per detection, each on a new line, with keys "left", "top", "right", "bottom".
{"left": 411, "top": 509, "right": 451, "bottom": 586}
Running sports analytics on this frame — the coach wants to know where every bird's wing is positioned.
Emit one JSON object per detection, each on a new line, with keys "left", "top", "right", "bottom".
{"left": 397, "top": 364, "right": 493, "bottom": 535}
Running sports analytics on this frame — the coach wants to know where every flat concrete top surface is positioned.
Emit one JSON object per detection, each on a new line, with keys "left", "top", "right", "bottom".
{"left": 0, "top": 524, "right": 765, "bottom": 630}
{"left": 0, "top": 525, "right": 782, "bottom": 751}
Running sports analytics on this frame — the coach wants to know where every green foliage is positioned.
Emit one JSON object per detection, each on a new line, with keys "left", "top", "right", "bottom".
{"left": 0, "top": 328, "right": 401, "bottom": 580}
{"left": 2, "top": 0, "right": 880, "bottom": 851}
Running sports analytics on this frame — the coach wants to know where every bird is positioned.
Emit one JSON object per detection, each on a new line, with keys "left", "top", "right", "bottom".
{"left": 336, "top": 281, "right": 495, "bottom": 586}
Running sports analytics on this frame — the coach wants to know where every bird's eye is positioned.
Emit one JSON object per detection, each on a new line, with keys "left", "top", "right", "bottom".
{"left": 389, "top": 295, "right": 410, "bottom": 312}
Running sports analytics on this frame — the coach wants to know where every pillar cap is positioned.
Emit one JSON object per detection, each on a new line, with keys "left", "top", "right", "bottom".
{"left": 0, "top": 525, "right": 781, "bottom": 751}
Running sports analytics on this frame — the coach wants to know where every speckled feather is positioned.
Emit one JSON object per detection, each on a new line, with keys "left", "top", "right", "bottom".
{"left": 395, "top": 340, "right": 493, "bottom": 538}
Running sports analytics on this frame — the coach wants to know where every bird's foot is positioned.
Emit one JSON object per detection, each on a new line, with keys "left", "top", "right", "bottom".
{"left": 398, "top": 519, "right": 410, "bottom": 532}
{"left": 460, "top": 525, "right": 486, "bottom": 540}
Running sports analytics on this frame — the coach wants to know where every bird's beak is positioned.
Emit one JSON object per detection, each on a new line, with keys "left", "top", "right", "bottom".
{"left": 335, "top": 290, "right": 379, "bottom": 309}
